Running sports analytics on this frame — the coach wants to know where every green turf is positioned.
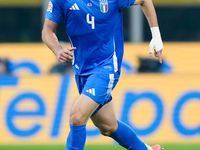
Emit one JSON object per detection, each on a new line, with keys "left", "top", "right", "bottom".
{"left": 0, "top": 144, "right": 200, "bottom": 150}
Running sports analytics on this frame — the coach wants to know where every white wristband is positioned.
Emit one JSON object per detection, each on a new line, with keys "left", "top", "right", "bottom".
{"left": 150, "top": 27, "right": 161, "bottom": 38}
{"left": 149, "top": 27, "right": 163, "bottom": 53}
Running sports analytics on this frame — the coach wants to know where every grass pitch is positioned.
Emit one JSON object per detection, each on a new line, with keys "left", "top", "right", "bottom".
{"left": 0, "top": 144, "right": 200, "bottom": 150}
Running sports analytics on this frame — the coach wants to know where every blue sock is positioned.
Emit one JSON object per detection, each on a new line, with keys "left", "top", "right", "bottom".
{"left": 110, "top": 120, "right": 147, "bottom": 150}
{"left": 66, "top": 124, "right": 86, "bottom": 150}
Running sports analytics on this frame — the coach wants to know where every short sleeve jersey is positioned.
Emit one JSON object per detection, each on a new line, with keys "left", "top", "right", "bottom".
{"left": 46, "top": 0, "right": 135, "bottom": 75}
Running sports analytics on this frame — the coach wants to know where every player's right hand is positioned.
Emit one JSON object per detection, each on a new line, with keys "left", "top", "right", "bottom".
{"left": 57, "top": 47, "right": 76, "bottom": 63}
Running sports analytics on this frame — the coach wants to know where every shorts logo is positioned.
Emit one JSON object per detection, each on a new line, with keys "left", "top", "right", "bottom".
{"left": 86, "top": 88, "right": 95, "bottom": 96}
{"left": 75, "top": 64, "right": 79, "bottom": 69}
{"left": 47, "top": 1, "right": 53, "bottom": 13}
{"left": 99, "top": 0, "right": 108, "bottom": 13}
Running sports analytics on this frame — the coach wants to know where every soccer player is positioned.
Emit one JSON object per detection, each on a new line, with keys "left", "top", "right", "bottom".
{"left": 42, "top": 0, "right": 163, "bottom": 149}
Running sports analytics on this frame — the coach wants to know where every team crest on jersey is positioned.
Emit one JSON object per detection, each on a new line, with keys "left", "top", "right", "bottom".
{"left": 47, "top": 1, "right": 53, "bottom": 13}
{"left": 87, "top": 3, "right": 93, "bottom": 6}
{"left": 99, "top": 0, "right": 108, "bottom": 13}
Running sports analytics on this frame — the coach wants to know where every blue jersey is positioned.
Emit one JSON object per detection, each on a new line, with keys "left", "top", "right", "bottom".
{"left": 46, "top": 0, "right": 135, "bottom": 75}
{"left": 114, "top": 9, "right": 124, "bottom": 73}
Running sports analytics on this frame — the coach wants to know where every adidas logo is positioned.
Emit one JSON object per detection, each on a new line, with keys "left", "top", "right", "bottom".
{"left": 86, "top": 88, "right": 95, "bottom": 96}
{"left": 69, "top": 3, "right": 80, "bottom": 10}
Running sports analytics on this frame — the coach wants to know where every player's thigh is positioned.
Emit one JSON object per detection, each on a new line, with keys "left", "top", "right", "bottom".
{"left": 70, "top": 94, "right": 99, "bottom": 125}
{"left": 90, "top": 101, "right": 118, "bottom": 135}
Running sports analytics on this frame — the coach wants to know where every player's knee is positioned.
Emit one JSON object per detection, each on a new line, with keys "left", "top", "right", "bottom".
{"left": 69, "top": 111, "right": 85, "bottom": 126}
{"left": 98, "top": 125, "right": 116, "bottom": 136}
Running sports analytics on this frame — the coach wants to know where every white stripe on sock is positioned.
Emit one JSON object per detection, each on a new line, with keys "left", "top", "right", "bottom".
{"left": 145, "top": 144, "right": 153, "bottom": 150}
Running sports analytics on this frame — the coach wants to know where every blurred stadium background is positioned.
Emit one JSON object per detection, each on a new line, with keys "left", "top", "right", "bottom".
{"left": 0, "top": 0, "right": 200, "bottom": 149}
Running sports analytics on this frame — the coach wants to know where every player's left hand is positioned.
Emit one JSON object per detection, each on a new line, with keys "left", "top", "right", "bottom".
{"left": 149, "top": 37, "right": 163, "bottom": 63}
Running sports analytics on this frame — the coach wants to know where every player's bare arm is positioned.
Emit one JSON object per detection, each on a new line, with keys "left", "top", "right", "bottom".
{"left": 42, "top": 18, "right": 76, "bottom": 63}
{"left": 134, "top": 0, "right": 163, "bottom": 63}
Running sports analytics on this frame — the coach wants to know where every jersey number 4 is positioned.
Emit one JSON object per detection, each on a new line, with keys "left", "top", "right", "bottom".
{"left": 86, "top": 14, "right": 95, "bottom": 29}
